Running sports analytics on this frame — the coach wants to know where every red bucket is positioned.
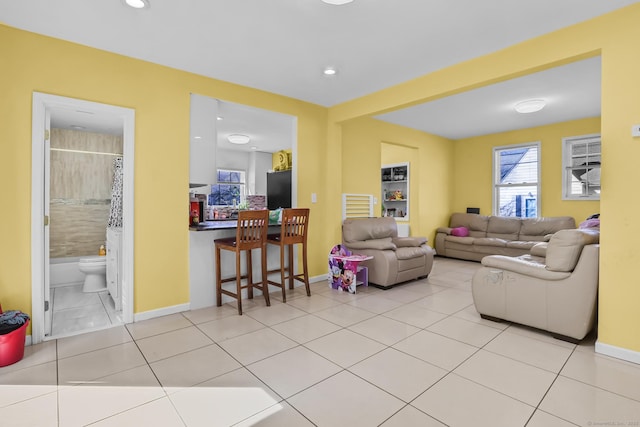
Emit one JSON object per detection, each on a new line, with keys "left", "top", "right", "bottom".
{"left": 0, "top": 320, "right": 29, "bottom": 367}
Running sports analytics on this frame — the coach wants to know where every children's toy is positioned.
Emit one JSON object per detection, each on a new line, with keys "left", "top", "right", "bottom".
{"left": 328, "top": 244, "right": 372, "bottom": 293}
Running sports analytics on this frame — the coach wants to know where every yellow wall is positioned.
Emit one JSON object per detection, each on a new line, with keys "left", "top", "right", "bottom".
{"left": 453, "top": 117, "right": 601, "bottom": 224}
{"left": 329, "top": 4, "right": 640, "bottom": 354}
{"left": 341, "top": 117, "right": 453, "bottom": 242}
{"left": 0, "top": 25, "right": 329, "bottom": 319}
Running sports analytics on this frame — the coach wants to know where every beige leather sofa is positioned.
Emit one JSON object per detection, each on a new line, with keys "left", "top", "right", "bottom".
{"left": 435, "top": 213, "right": 576, "bottom": 262}
{"left": 342, "top": 217, "right": 434, "bottom": 289}
{"left": 471, "top": 229, "right": 600, "bottom": 342}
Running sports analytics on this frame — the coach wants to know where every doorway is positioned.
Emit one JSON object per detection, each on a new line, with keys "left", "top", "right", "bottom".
{"left": 31, "top": 93, "right": 135, "bottom": 344}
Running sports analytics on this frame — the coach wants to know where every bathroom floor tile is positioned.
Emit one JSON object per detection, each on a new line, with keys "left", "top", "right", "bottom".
{"left": 52, "top": 304, "right": 111, "bottom": 336}
{"left": 53, "top": 284, "right": 101, "bottom": 310}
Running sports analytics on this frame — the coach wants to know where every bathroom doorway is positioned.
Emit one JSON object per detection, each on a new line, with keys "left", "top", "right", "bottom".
{"left": 31, "top": 93, "right": 135, "bottom": 344}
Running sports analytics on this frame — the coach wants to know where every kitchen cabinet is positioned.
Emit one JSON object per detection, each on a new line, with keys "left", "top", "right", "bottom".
{"left": 189, "top": 94, "right": 218, "bottom": 186}
{"left": 381, "top": 163, "right": 409, "bottom": 221}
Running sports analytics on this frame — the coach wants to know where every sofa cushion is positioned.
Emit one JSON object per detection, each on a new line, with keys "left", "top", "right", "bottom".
{"left": 519, "top": 217, "right": 576, "bottom": 241}
{"left": 474, "top": 237, "right": 507, "bottom": 247}
{"left": 343, "top": 217, "right": 397, "bottom": 243}
{"left": 346, "top": 237, "right": 396, "bottom": 251}
{"left": 487, "top": 216, "right": 521, "bottom": 240}
{"left": 481, "top": 255, "right": 571, "bottom": 280}
{"left": 545, "top": 229, "right": 600, "bottom": 272}
{"left": 506, "top": 240, "right": 538, "bottom": 250}
{"left": 450, "top": 213, "right": 489, "bottom": 238}
{"left": 444, "top": 235, "right": 475, "bottom": 245}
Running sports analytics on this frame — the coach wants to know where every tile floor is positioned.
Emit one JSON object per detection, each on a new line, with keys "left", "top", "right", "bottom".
{"left": 3, "top": 258, "right": 640, "bottom": 426}
{"left": 51, "top": 284, "right": 123, "bottom": 337}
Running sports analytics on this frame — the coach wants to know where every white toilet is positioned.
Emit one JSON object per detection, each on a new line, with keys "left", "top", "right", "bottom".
{"left": 79, "top": 257, "right": 107, "bottom": 292}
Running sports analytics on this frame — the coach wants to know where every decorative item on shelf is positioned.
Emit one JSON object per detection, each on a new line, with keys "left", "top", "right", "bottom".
{"left": 394, "top": 190, "right": 403, "bottom": 200}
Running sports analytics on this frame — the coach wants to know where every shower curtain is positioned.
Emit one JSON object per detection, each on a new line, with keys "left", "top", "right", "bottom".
{"left": 107, "top": 156, "right": 123, "bottom": 229}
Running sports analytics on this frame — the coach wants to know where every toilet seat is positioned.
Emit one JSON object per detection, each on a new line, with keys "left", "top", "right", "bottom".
{"left": 79, "top": 257, "right": 106, "bottom": 267}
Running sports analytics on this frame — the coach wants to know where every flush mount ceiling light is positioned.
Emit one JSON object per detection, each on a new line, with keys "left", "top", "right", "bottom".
{"left": 323, "top": 67, "right": 337, "bottom": 76}
{"left": 322, "top": 0, "right": 354, "bottom": 4}
{"left": 227, "top": 134, "right": 250, "bottom": 145}
{"left": 124, "top": 0, "right": 150, "bottom": 9}
{"left": 514, "top": 99, "right": 546, "bottom": 114}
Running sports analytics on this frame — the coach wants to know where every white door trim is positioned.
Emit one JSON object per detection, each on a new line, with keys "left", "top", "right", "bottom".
{"left": 31, "top": 92, "right": 135, "bottom": 343}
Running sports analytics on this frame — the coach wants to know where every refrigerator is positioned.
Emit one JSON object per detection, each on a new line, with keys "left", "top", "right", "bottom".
{"left": 266, "top": 170, "right": 292, "bottom": 210}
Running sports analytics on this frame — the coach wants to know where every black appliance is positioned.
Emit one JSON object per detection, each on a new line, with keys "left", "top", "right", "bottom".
{"left": 267, "top": 170, "right": 292, "bottom": 210}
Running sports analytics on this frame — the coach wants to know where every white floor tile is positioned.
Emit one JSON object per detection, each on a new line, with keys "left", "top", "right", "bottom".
{"left": 304, "top": 329, "right": 385, "bottom": 368}
{"left": 235, "top": 401, "right": 315, "bottom": 426}
{"left": 380, "top": 405, "right": 447, "bottom": 427}
{"left": 426, "top": 316, "right": 502, "bottom": 347}
{"left": 288, "top": 371, "right": 404, "bottom": 427}
{"left": 348, "top": 315, "right": 420, "bottom": 346}
{"left": 90, "top": 397, "right": 185, "bottom": 427}
{"left": 393, "top": 330, "right": 478, "bottom": 370}
{"left": 218, "top": 328, "right": 297, "bottom": 365}
{"left": 270, "top": 314, "right": 341, "bottom": 344}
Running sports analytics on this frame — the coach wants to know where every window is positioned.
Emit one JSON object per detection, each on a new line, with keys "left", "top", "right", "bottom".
{"left": 493, "top": 142, "right": 540, "bottom": 218}
{"left": 208, "top": 169, "right": 246, "bottom": 207}
{"left": 563, "top": 134, "right": 601, "bottom": 200}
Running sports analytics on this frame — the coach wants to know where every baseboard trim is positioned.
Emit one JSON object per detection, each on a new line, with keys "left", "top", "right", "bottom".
{"left": 134, "top": 303, "right": 190, "bottom": 322}
{"left": 595, "top": 340, "right": 640, "bottom": 365}
{"left": 309, "top": 274, "right": 326, "bottom": 284}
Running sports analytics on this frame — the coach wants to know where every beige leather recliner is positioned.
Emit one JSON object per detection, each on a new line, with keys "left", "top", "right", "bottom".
{"left": 471, "top": 228, "right": 600, "bottom": 342}
{"left": 342, "top": 217, "right": 434, "bottom": 289}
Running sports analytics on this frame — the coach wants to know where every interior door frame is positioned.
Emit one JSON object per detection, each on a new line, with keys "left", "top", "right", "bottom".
{"left": 31, "top": 92, "right": 135, "bottom": 343}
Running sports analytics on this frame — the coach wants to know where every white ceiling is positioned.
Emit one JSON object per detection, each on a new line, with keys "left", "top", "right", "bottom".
{"left": 3, "top": 0, "right": 635, "bottom": 139}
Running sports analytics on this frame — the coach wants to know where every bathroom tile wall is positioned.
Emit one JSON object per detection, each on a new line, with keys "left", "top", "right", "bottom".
{"left": 50, "top": 128, "right": 123, "bottom": 258}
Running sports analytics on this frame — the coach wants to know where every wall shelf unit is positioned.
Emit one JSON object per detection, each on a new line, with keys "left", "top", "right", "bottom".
{"left": 381, "top": 162, "right": 409, "bottom": 221}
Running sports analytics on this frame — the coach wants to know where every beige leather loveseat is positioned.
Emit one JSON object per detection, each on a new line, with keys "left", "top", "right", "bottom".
{"left": 342, "top": 217, "right": 434, "bottom": 289}
{"left": 471, "top": 229, "right": 600, "bottom": 341}
{"left": 435, "top": 213, "right": 576, "bottom": 262}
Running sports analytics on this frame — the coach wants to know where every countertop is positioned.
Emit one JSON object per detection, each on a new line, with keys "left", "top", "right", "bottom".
{"left": 189, "top": 220, "right": 282, "bottom": 231}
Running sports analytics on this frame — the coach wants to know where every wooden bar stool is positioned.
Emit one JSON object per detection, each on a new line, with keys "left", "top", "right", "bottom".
{"left": 215, "top": 210, "right": 270, "bottom": 315}
{"left": 266, "top": 208, "right": 310, "bottom": 302}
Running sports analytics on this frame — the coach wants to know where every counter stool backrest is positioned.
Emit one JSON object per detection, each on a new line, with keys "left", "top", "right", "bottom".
{"left": 235, "top": 210, "right": 269, "bottom": 250}
{"left": 278, "top": 208, "right": 310, "bottom": 244}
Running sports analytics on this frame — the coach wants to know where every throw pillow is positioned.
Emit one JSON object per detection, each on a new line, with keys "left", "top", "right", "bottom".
{"left": 450, "top": 226, "right": 469, "bottom": 237}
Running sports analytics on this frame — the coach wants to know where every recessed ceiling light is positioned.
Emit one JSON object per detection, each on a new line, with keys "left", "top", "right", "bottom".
{"left": 216, "top": 116, "right": 223, "bottom": 121}
{"left": 227, "top": 134, "right": 250, "bottom": 145}
{"left": 124, "top": 0, "right": 150, "bottom": 9}
{"left": 322, "top": 0, "right": 354, "bottom": 5}
{"left": 323, "top": 67, "right": 337, "bottom": 76}
{"left": 514, "top": 99, "right": 546, "bottom": 114}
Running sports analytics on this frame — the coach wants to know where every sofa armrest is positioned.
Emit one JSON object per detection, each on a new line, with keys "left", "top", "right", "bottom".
{"left": 392, "top": 237, "right": 427, "bottom": 247}
{"left": 346, "top": 237, "right": 396, "bottom": 251}
{"left": 481, "top": 255, "right": 571, "bottom": 281}
{"left": 436, "top": 227, "right": 452, "bottom": 235}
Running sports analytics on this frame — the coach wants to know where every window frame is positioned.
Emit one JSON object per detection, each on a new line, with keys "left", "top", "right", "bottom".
{"left": 492, "top": 141, "right": 541, "bottom": 218}
{"left": 209, "top": 168, "right": 246, "bottom": 207}
{"left": 562, "top": 134, "right": 601, "bottom": 201}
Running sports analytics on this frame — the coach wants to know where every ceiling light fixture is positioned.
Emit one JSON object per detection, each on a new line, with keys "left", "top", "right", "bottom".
{"left": 514, "top": 99, "right": 546, "bottom": 114}
{"left": 124, "top": 0, "right": 150, "bottom": 9}
{"left": 227, "top": 134, "right": 250, "bottom": 145}
{"left": 323, "top": 67, "right": 337, "bottom": 76}
{"left": 322, "top": 0, "right": 354, "bottom": 5}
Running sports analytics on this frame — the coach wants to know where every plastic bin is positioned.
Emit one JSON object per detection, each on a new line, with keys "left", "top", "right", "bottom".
{"left": 0, "top": 320, "right": 29, "bottom": 367}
